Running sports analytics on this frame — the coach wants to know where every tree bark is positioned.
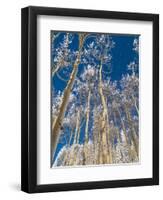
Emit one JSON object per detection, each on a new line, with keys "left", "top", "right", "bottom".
{"left": 98, "top": 116, "right": 104, "bottom": 164}
{"left": 74, "top": 110, "right": 80, "bottom": 144}
{"left": 113, "top": 111, "right": 121, "bottom": 143}
{"left": 51, "top": 34, "right": 85, "bottom": 158}
{"left": 125, "top": 105, "right": 139, "bottom": 157}
{"left": 84, "top": 90, "right": 91, "bottom": 143}
{"left": 52, "top": 65, "right": 60, "bottom": 77}
{"left": 68, "top": 129, "right": 73, "bottom": 147}
{"left": 98, "top": 62, "right": 112, "bottom": 164}
{"left": 67, "top": 110, "right": 81, "bottom": 165}
{"left": 116, "top": 108, "right": 128, "bottom": 144}
{"left": 131, "top": 94, "right": 139, "bottom": 115}
{"left": 51, "top": 61, "right": 79, "bottom": 157}
{"left": 63, "top": 129, "right": 73, "bottom": 166}
{"left": 116, "top": 108, "right": 135, "bottom": 161}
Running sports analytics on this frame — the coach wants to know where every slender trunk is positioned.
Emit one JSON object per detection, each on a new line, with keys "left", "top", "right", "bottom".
{"left": 52, "top": 65, "right": 60, "bottom": 77}
{"left": 52, "top": 56, "right": 82, "bottom": 157}
{"left": 98, "top": 62, "right": 112, "bottom": 164}
{"left": 68, "top": 110, "right": 81, "bottom": 165}
{"left": 77, "top": 116, "right": 81, "bottom": 144}
{"left": 92, "top": 112, "right": 100, "bottom": 164}
{"left": 98, "top": 117, "right": 103, "bottom": 164}
{"left": 63, "top": 129, "right": 73, "bottom": 166}
{"left": 132, "top": 94, "right": 139, "bottom": 115}
{"left": 125, "top": 105, "right": 139, "bottom": 157}
{"left": 71, "top": 110, "right": 80, "bottom": 165}
{"left": 85, "top": 90, "right": 91, "bottom": 143}
{"left": 113, "top": 111, "right": 121, "bottom": 143}
{"left": 51, "top": 34, "right": 85, "bottom": 159}
{"left": 93, "top": 132, "right": 97, "bottom": 164}
{"left": 116, "top": 108, "right": 135, "bottom": 161}
{"left": 116, "top": 108, "right": 128, "bottom": 144}
{"left": 68, "top": 129, "right": 73, "bottom": 147}
{"left": 96, "top": 116, "right": 103, "bottom": 164}
{"left": 73, "top": 110, "right": 80, "bottom": 144}
{"left": 83, "top": 89, "right": 91, "bottom": 165}
{"left": 51, "top": 62, "right": 78, "bottom": 157}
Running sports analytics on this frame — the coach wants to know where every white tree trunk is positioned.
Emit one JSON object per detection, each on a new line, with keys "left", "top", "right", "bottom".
{"left": 98, "top": 62, "right": 112, "bottom": 164}
{"left": 84, "top": 90, "right": 91, "bottom": 143}
{"left": 73, "top": 110, "right": 80, "bottom": 144}
{"left": 132, "top": 94, "right": 139, "bottom": 115}
{"left": 51, "top": 62, "right": 79, "bottom": 157}
{"left": 51, "top": 34, "right": 85, "bottom": 158}
{"left": 125, "top": 106, "right": 139, "bottom": 157}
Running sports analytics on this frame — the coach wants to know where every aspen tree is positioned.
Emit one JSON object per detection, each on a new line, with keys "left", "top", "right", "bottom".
{"left": 51, "top": 34, "right": 85, "bottom": 157}
{"left": 98, "top": 61, "right": 112, "bottom": 164}
{"left": 125, "top": 105, "right": 139, "bottom": 156}
{"left": 84, "top": 90, "right": 91, "bottom": 143}
{"left": 73, "top": 110, "right": 81, "bottom": 145}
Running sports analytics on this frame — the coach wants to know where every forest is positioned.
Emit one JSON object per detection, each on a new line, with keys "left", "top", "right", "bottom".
{"left": 51, "top": 31, "right": 139, "bottom": 167}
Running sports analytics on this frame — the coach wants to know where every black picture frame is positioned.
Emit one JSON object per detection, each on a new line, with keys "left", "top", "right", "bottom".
{"left": 21, "top": 6, "right": 159, "bottom": 193}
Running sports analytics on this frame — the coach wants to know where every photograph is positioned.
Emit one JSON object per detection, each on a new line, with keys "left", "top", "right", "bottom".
{"left": 51, "top": 31, "right": 139, "bottom": 167}
{"left": 21, "top": 6, "right": 159, "bottom": 193}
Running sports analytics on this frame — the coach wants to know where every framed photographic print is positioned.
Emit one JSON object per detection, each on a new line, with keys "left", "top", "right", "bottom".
{"left": 21, "top": 6, "right": 159, "bottom": 193}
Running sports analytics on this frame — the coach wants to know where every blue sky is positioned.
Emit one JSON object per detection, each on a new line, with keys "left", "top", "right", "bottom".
{"left": 51, "top": 31, "right": 139, "bottom": 162}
